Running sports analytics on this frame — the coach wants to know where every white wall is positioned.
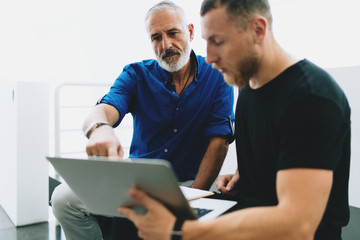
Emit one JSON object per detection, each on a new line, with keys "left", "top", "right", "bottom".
{"left": 271, "top": 0, "right": 360, "bottom": 68}
{"left": 1, "top": 0, "right": 360, "bottom": 83}
{"left": 327, "top": 66, "right": 360, "bottom": 208}
{"left": 91, "top": 0, "right": 207, "bottom": 83}
{"left": 0, "top": 0, "right": 359, "bottom": 207}
{"left": 1, "top": 0, "right": 359, "bottom": 83}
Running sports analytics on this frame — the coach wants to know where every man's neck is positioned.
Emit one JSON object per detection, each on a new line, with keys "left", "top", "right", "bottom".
{"left": 170, "top": 56, "right": 192, "bottom": 85}
{"left": 249, "top": 41, "right": 299, "bottom": 89}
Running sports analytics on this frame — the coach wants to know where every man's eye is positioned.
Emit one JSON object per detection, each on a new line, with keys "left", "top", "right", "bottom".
{"left": 152, "top": 36, "right": 161, "bottom": 41}
{"left": 212, "top": 40, "right": 223, "bottom": 46}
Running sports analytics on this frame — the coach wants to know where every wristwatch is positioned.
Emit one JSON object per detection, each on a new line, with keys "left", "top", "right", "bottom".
{"left": 84, "top": 122, "right": 111, "bottom": 139}
{"left": 171, "top": 219, "right": 184, "bottom": 240}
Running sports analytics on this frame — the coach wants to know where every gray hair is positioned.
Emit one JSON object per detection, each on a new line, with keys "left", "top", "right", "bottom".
{"left": 145, "top": 1, "right": 188, "bottom": 27}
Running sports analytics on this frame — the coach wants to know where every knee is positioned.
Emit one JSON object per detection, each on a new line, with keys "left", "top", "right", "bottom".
{"left": 51, "top": 183, "right": 77, "bottom": 220}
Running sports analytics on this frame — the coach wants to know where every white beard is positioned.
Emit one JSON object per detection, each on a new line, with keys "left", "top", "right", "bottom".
{"left": 156, "top": 42, "right": 191, "bottom": 73}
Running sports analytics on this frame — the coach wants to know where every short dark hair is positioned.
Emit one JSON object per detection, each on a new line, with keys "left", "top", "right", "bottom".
{"left": 200, "top": 0, "right": 272, "bottom": 31}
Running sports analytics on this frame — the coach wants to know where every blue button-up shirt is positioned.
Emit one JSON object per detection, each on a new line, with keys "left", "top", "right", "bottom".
{"left": 101, "top": 51, "right": 234, "bottom": 181}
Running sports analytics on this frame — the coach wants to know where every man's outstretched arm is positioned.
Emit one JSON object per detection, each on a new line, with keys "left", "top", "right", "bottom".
{"left": 83, "top": 103, "right": 124, "bottom": 157}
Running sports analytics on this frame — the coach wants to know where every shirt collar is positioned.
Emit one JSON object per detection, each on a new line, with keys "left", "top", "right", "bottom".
{"left": 192, "top": 50, "right": 200, "bottom": 83}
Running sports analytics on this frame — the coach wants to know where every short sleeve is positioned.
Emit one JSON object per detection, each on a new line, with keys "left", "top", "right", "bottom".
{"left": 278, "top": 96, "right": 348, "bottom": 170}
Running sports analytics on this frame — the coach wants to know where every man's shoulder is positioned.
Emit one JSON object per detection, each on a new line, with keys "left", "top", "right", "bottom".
{"left": 297, "top": 60, "right": 346, "bottom": 98}
{"left": 194, "top": 53, "right": 209, "bottom": 69}
{"left": 119, "top": 59, "right": 163, "bottom": 81}
{"left": 124, "top": 59, "right": 158, "bottom": 72}
{"left": 194, "top": 53, "right": 225, "bottom": 81}
{"left": 281, "top": 60, "right": 350, "bottom": 118}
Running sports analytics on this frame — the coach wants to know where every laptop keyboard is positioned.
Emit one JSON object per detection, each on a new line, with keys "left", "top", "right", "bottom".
{"left": 193, "top": 207, "right": 213, "bottom": 217}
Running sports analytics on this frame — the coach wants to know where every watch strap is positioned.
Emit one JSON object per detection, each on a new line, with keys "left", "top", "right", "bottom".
{"left": 84, "top": 122, "right": 111, "bottom": 139}
{"left": 171, "top": 219, "right": 184, "bottom": 240}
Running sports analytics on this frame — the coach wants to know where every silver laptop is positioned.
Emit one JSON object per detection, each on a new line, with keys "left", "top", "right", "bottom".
{"left": 47, "top": 156, "right": 237, "bottom": 221}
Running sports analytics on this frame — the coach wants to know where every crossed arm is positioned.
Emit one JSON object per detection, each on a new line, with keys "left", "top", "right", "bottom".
{"left": 119, "top": 168, "right": 333, "bottom": 240}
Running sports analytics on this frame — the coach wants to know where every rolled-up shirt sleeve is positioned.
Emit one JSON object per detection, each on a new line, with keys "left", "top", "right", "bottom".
{"left": 204, "top": 79, "right": 234, "bottom": 138}
{"left": 100, "top": 65, "right": 137, "bottom": 127}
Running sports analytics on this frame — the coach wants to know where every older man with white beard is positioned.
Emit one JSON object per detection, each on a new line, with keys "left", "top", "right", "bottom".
{"left": 50, "top": 1, "right": 234, "bottom": 240}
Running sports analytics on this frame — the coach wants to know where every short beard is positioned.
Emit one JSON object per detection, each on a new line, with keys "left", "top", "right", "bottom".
{"left": 156, "top": 42, "right": 191, "bottom": 73}
{"left": 226, "top": 52, "right": 259, "bottom": 89}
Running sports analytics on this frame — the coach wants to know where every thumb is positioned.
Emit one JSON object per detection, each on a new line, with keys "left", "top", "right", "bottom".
{"left": 128, "top": 188, "right": 159, "bottom": 210}
{"left": 226, "top": 177, "right": 238, "bottom": 191}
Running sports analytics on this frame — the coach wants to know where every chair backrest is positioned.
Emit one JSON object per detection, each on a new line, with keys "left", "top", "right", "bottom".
{"left": 54, "top": 82, "right": 133, "bottom": 158}
{"left": 342, "top": 206, "right": 360, "bottom": 239}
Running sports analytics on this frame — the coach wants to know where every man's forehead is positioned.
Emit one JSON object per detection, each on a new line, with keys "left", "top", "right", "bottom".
{"left": 201, "top": 7, "right": 229, "bottom": 38}
{"left": 147, "top": 9, "right": 184, "bottom": 33}
{"left": 149, "top": 22, "right": 182, "bottom": 34}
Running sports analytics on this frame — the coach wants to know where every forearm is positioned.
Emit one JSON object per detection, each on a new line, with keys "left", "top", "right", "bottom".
{"left": 185, "top": 169, "right": 332, "bottom": 240}
{"left": 83, "top": 103, "right": 124, "bottom": 157}
{"left": 183, "top": 205, "right": 314, "bottom": 240}
{"left": 83, "top": 103, "right": 119, "bottom": 132}
{"left": 192, "top": 137, "right": 228, "bottom": 190}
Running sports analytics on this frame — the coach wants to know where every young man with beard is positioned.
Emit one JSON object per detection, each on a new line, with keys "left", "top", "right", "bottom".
{"left": 118, "top": 0, "right": 351, "bottom": 240}
{"left": 51, "top": 1, "right": 234, "bottom": 239}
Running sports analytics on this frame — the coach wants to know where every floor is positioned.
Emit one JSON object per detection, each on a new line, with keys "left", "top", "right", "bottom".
{"left": 1, "top": 205, "right": 359, "bottom": 240}
{"left": 0, "top": 206, "right": 65, "bottom": 240}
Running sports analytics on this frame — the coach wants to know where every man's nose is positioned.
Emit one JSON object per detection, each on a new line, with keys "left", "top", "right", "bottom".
{"left": 205, "top": 45, "right": 218, "bottom": 64}
{"left": 162, "top": 36, "right": 172, "bottom": 50}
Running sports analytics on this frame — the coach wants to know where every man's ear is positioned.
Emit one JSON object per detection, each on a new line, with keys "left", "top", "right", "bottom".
{"left": 188, "top": 23, "right": 195, "bottom": 41}
{"left": 251, "top": 17, "right": 267, "bottom": 44}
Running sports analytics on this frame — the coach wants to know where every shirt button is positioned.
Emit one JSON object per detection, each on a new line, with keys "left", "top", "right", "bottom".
{"left": 164, "top": 149, "right": 168, "bottom": 153}
{"left": 174, "top": 129, "right": 178, "bottom": 133}
{"left": 176, "top": 108, "right": 179, "bottom": 111}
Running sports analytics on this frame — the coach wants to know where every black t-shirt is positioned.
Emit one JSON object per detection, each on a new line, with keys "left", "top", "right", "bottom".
{"left": 234, "top": 59, "right": 350, "bottom": 239}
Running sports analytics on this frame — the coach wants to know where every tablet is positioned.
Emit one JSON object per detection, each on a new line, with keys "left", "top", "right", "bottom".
{"left": 48, "top": 156, "right": 236, "bottom": 221}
